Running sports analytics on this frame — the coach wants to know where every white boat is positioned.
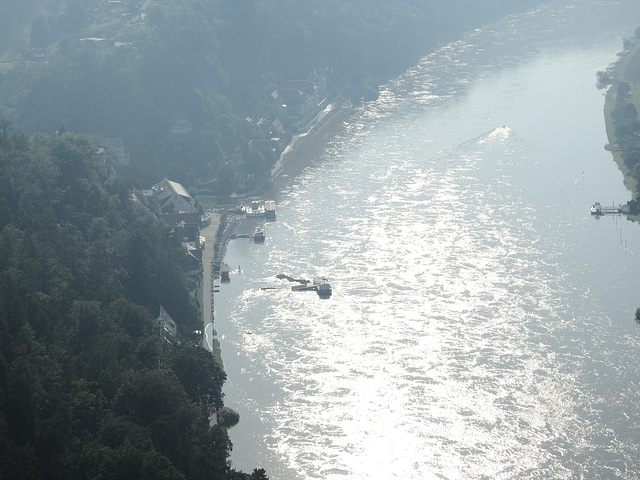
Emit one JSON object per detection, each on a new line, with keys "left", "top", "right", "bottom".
{"left": 244, "top": 200, "right": 265, "bottom": 217}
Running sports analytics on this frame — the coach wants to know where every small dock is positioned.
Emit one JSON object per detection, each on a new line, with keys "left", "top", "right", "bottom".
{"left": 291, "top": 281, "right": 332, "bottom": 299}
{"left": 270, "top": 274, "right": 332, "bottom": 299}
{"left": 590, "top": 202, "right": 629, "bottom": 216}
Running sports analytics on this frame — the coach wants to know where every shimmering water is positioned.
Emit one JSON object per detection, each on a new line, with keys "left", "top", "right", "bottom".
{"left": 215, "top": 1, "right": 640, "bottom": 478}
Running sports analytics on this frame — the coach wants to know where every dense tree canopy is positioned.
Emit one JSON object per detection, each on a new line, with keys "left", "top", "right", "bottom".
{"left": 0, "top": 130, "right": 257, "bottom": 479}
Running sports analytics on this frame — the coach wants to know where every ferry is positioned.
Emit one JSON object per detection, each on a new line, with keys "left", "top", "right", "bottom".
{"left": 243, "top": 200, "right": 265, "bottom": 217}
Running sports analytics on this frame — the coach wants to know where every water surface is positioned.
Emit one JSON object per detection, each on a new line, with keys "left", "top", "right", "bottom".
{"left": 216, "top": 1, "right": 640, "bottom": 478}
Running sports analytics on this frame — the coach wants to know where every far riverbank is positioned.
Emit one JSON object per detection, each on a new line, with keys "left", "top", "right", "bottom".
{"left": 603, "top": 30, "right": 640, "bottom": 221}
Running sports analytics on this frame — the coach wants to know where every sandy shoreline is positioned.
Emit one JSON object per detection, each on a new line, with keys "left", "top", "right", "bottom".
{"left": 267, "top": 103, "right": 353, "bottom": 197}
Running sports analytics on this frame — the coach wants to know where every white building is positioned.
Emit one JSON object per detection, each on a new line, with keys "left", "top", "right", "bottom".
{"left": 149, "top": 177, "right": 195, "bottom": 214}
{"left": 107, "top": 137, "right": 130, "bottom": 166}
{"left": 157, "top": 305, "right": 177, "bottom": 338}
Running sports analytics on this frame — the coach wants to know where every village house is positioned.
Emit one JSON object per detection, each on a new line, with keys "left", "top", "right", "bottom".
{"left": 147, "top": 187, "right": 205, "bottom": 278}
{"left": 245, "top": 117, "right": 270, "bottom": 140}
{"left": 184, "top": 245, "right": 203, "bottom": 277}
{"left": 146, "top": 177, "right": 195, "bottom": 215}
{"left": 245, "top": 116, "right": 286, "bottom": 140}
{"left": 107, "top": 137, "right": 130, "bottom": 166}
{"left": 157, "top": 305, "right": 178, "bottom": 341}
{"left": 285, "top": 79, "right": 320, "bottom": 107}
{"left": 271, "top": 69, "right": 328, "bottom": 132}
{"left": 170, "top": 111, "right": 193, "bottom": 136}
{"left": 271, "top": 87, "right": 314, "bottom": 132}
{"left": 310, "top": 68, "right": 328, "bottom": 97}
{"left": 161, "top": 211, "right": 203, "bottom": 248}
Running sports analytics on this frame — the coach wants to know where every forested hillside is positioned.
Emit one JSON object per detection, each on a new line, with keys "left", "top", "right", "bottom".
{"left": 0, "top": 0, "right": 542, "bottom": 193}
{"left": 0, "top": 129, "right": 264, "bottom": 479}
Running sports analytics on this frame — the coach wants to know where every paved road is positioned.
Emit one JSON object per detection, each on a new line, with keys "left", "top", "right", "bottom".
{"left": 200, "top": 214, "right": 220, "bottom": 351}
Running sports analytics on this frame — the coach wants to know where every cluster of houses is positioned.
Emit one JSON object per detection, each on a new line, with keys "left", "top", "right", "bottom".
{"left": 243, "top": 68, "right": 329, "bottom": 176}
{"left": 247, "top": 70, "right": 329, "bottom": 139}
{"left": 270, "top": 69, "right": 329, "bottom": 133}
{"left": 140, "top": 177, "right": 207, "bottom": 278}
{"left": 26, "top": 37, "right": 329, "bottom": 177}
{"left": 140, "top": 177, "right": 208, "bottom": 343}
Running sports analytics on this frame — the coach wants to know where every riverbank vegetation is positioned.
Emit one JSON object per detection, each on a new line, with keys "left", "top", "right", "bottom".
{"left": 598, "top": 28, "right": 640, "bottom": 322}
{"left": 599, "top": 27, "right": 640, "bottom": 216}
{"left": 0, "top": 130, "right": 265, "bottom": 479}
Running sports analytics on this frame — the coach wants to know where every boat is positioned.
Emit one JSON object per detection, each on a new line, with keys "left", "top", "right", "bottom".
{"left": 313, "top": 277, "right": 332, "bottom": 299}
{"left": 264, "top": 200, "right": 276, "bottom": 221}
{"left": 316, "top": 283, "right": 332, "bottom": 299}
{"left": 220, "top": 263, "right": 231, "bottom": 283}
{"left": 243, "top": 200, "right": 265, "bottom": 217}
{"left": 253, "top": 228, "right": 265, "bottom": 243}
{"left": 590, "top": 202, "right": 602, "bottom": 215}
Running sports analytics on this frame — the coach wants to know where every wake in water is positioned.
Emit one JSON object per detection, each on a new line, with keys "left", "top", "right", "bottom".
{"left": 219, "top": 1, "right": 640, "bottom": 478}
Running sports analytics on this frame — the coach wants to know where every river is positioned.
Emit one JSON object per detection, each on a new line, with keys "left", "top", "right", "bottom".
{"left": 215, "top": 1, "right": 640, "bottom": 478}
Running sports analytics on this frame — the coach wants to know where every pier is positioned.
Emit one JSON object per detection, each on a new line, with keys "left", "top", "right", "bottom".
{"left": 266, "top": 274, "right": 333, "bottom": 299}
{"left": 590, "top": 202, "right": 629, "bottom": 216}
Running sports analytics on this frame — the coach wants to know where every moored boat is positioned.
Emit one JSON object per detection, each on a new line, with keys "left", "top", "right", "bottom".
{"left": 253, "top": 228, "right": 265, "bottom": 243}
{"left": 314, "top": 277, "right": 332, "bottom": 299}
{"left": 244, "top": 200, "right": 266, "bottom": 217}
{"left": 264, "top": 200, "right": 276, "bottom": 221}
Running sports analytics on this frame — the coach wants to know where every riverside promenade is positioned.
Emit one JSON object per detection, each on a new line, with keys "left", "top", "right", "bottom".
{"left": 200, "top": 213, "right": 220, "bottom": 352}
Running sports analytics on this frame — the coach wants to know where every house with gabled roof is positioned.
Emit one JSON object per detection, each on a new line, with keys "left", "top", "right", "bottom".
{"left": 160, "top": 212, "right": 203, "bottom": 249}
{"left": 150, "top": 177, "right": 195, "bottom": 214}
{"left": 184, "top": 245, "right": 202, "bottom": 277}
